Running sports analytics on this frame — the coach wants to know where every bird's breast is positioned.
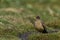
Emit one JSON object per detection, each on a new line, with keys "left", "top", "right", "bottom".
{"left": 34, "top": 20, "right": 44, "bottom": 31}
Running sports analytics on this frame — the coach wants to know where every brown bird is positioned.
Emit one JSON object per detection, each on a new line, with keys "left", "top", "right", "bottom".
{"left": 34, "top": 16, "right": 48, "bottom": 33}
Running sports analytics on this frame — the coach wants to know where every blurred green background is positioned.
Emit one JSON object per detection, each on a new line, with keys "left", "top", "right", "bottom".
{"left": 0, "top": 0, "right": 60, "bottom": 40}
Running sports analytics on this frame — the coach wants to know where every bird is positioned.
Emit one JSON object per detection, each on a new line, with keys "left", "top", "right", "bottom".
{"left": 34, "top": 16, "right": 59, "bottom": 33}
{"left": 34, "top": 16, "right": 48, "bottom": 33}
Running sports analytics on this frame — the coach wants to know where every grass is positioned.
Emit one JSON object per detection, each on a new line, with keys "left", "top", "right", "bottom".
{"left": 28, "top": 32, "right": 60, "bottom": 40}
{"left": 0, "top": 0, "right": 60, "bottom": 40}
{"left": 0, "top": 36, "right": 21, "bottom": 40}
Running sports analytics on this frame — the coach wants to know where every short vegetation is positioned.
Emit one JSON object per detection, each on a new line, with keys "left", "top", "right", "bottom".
{"left": 0, "top": 0, "right": 60, "bottom": 40}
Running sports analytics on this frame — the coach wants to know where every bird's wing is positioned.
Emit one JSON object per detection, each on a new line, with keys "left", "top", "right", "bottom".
{"left": 41, "top": 21, "right": 58, "bottom": 32}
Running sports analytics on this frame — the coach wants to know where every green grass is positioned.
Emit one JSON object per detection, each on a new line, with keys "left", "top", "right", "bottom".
{"left": 28, "top": 32, "right": 60, "bottom": 40}
{"left": 0, "top": 36, "right": 21, "bottom": 40}
{"left": 0, "top": 0, "right": 60, "bottom": 40}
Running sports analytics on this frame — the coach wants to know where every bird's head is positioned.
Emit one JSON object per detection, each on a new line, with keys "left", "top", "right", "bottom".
{"left": 36, "top": 16, "right": 40, "bottom": 19}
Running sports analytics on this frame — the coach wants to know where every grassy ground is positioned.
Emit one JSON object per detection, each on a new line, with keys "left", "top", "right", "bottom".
{"left": 0, "top": 0, "right": 60, "bottom": 40}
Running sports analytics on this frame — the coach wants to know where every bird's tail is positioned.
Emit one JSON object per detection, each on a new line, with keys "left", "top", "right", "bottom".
{"left": 46, "top": 27, "right": 59, "bottom": 33}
